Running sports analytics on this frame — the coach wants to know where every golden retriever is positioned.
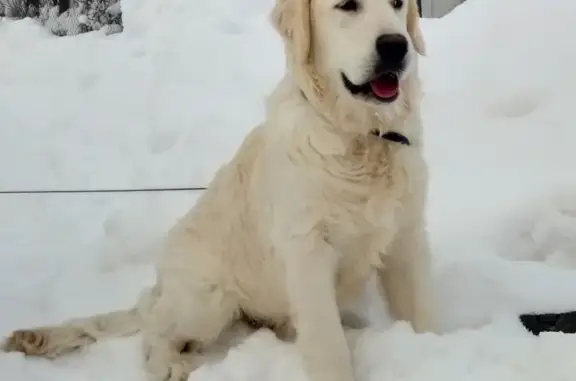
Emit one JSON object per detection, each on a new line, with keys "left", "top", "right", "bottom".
{"left": 2, "top": 0, "right": 434, "bottom": 381}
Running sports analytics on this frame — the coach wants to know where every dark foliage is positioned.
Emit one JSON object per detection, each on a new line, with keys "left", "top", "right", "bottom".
{"left": 0, "top": 0, "right": 123, "bottom": 36}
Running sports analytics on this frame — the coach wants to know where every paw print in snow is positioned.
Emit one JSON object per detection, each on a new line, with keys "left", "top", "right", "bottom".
{"left": 488, "top": 91, "right": 542, "bottom": 118}
{"left": 147, "top": 131, "right": 180, "bottom": 155}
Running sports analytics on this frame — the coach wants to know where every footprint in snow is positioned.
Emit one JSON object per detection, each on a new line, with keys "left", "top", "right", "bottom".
{"left": 220, "top": 20, "right": 245, "bottom": 35}
{"left": 487, "top": 91, "right": 542, "bottom": 118}
{"left": 147, "top": 131, "right": 180, "bottom": 155}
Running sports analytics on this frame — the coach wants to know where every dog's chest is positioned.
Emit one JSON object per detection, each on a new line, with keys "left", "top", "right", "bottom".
{"left": 344, "top": 135, "right": 395, "bottom": 179}
{"left": 323, "top": 138, "right": 418, "bottom": 303}
{"left": 322, "top": 137, "right": 409, "bottom": 232}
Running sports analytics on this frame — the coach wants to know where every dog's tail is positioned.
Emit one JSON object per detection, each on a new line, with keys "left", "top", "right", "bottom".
{"left": 1, "top": 306, "right": 143, "bottom": 359}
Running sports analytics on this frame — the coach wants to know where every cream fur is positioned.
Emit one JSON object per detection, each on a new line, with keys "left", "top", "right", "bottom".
{"left": 2, "top": 1, "right": 435, "bottom": 381}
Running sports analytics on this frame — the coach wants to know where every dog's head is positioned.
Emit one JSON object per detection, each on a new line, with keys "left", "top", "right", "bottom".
{"left": 272, "top": 0, "right": 425, "bottom": 123}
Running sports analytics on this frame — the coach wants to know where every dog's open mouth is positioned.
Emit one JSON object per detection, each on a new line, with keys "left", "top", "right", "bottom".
{"left": 342, "top": 72, "right": 399, "bottom": 103}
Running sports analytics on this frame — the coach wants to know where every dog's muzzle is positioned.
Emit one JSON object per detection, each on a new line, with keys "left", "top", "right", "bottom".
{"left": 342, "top": 33, "right": 409, "bottom": 103}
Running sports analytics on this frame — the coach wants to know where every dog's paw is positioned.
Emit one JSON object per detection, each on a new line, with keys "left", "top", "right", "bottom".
{"left": 147, "top": 363, "right": 190, "bottom": 381}
{"left": 2, "top": 329, "right": 48, "bottom": 355}
{"left": 165, "top": 363, "right": 190, "bottom": 381}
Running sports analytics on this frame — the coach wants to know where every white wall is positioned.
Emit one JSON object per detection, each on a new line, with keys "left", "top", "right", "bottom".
{"left": 421, "top": 0, "right": 465, "bottom": 18}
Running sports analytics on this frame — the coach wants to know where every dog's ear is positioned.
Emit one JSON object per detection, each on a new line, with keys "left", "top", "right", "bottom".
{"left": 406, "top": 0, "right": 426, "bottom": 55}
{"left": 271, "top": 0, "right": 313, "bottom": 66}
{"left": 271, "top": 0, "right": 325, "bottom": 101}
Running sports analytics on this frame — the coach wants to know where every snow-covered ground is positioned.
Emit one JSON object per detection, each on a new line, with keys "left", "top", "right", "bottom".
{"left": 3, "top": 0, "right": 576, "bottom": 379}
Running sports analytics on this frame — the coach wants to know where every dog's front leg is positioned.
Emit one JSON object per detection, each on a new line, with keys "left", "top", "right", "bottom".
{"left": 377, "top": 225, "right": 435, "bottom": 333}
{"left": 282, "top": 236, "right": 355, "bottom": 381}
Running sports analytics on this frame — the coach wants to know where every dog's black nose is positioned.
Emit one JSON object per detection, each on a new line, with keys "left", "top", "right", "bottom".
{"left": 375, "top": 34, "right": 408, "bottom": 67}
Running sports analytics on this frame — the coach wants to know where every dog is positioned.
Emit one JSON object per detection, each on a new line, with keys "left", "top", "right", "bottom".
{"left": 2, "top": 1, "right": 433, "bottom": 381}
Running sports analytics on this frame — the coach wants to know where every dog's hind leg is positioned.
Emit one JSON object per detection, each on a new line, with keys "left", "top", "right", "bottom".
{"left": 2, "top": 308, "right": 141, "bottom": 359}
{"left": 141, "top": 278, "right": 237, "bottom": 381}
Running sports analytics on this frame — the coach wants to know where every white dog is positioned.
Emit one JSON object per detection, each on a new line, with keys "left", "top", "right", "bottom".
{"left": 3, "top": 1, "right": 433, "bottom": 381}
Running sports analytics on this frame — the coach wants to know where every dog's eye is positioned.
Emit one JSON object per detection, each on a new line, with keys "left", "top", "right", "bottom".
{"left": 390, "top": 0, "right": 403, "bottom": 10}
{"left": 335, "top": 0, "right": 359, "bottom": 12}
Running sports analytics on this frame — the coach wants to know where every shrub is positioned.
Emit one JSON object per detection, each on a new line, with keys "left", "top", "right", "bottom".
{"left": 0, "top": 0, "right": 123, "bottom": 36}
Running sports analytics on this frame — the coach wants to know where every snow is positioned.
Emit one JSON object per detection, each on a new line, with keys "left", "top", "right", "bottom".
{"left": 2, "top": 0, "right": 576, "bottom": 379}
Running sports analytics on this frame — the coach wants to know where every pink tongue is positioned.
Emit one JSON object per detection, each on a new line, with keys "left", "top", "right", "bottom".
{"left": 370, "top": 78, "right": 398, "bottom": 98}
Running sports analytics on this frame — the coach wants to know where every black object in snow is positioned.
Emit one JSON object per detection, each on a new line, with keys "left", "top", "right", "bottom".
{"left": 519, "top": 311, "right": 576, "bottom": 335}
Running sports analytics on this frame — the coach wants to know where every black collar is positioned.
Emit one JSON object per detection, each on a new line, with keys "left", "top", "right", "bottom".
{"left": 371, "top": 129, "right": 411, "bottom": 146}
{"left": 299, "top": 90, "right": 410, "bottom": 146}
